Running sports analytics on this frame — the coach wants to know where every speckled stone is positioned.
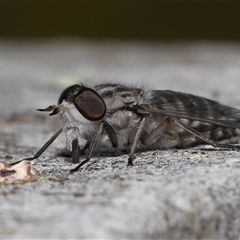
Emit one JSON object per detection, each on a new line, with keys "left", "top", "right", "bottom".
{"left": 0, "top": 39, "right": 240, "bottom": 239}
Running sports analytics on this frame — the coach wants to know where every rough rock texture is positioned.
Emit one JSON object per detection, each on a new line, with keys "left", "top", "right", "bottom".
{"left": 0, "top": 39, "right": 240, "bottom": 239}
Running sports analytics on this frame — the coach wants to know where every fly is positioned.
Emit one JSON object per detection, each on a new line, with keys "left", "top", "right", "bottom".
{"left": 11, "top": 83, "right": 240, "bottom": 172}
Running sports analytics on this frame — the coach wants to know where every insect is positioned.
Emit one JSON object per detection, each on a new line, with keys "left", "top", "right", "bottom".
{"left": 11, "top": 83, "right": 240, "bottom": 172}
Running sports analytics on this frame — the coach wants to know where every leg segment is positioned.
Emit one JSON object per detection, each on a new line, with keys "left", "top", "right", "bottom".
{"left": 71, "top": 138, "right": 81, "bottom": 163}
{"left": 127, "top": 116, "right": 146, "bottom": 166}
{"left": 10, "top": 128, "right": 63, "bottom": 165}
{"left": 70, "top": 121, "right": 104, "bottom": 173}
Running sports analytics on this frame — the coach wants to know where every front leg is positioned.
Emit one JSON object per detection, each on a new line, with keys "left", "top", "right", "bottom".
{"left": 70, "top": 139, "right": 91, "bottom": 163}
{"left": 71, "top": 138, "right": 81, "bottom": 163}
{"left": 70, "top": 121, "right": 104, "bottom": 173}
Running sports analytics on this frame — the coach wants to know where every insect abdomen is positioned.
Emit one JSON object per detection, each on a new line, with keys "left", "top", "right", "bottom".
{"left": 182, "top": 120, "right": 238, "bottom": 145}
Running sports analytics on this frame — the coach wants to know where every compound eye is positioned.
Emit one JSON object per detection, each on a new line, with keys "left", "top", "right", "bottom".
{"left": 74, "top": 88, "right": 106, "bottom": 121}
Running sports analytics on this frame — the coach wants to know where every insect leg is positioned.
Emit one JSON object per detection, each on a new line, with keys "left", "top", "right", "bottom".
{"left": 70, "top": 121, "right": 104, "bottom": 173}
{"left": 127, "top": 116, "right": 147, "bottom": 166}
{"left": 142, "top": 117, "right": 170, "bottom": 145}
{"left": 10, "top": 128, "right": 63, "bottom": 165}
{"left": 103, "top": 121, "right": 118, "bottom": 148}
{"left": 33, "top": 128, "right": 63, "bottom": 159}
{"left": 71, "top": 138, "right": 81, "bottom": 163}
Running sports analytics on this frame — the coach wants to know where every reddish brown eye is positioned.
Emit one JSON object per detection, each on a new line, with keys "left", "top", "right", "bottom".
{"left": 74, "top": 88, "right": 106, "bottom": 121}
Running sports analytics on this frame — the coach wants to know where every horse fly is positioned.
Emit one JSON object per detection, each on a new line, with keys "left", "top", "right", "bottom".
{"left": 11, "top": 83, "right": 240, "bottom": 172}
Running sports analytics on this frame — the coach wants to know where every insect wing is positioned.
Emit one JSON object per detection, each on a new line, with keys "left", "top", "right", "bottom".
{"left": 137, "top": 90, "right": 240, "bottom": 128}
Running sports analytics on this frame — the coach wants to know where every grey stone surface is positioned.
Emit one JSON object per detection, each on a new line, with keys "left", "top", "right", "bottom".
{"left": 1, "top": 39, "right": 240, "bottom": 239}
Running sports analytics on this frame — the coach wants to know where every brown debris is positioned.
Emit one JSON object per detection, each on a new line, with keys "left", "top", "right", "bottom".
{"left": 0, "top": 160, "right": 35, "bottom": 184}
